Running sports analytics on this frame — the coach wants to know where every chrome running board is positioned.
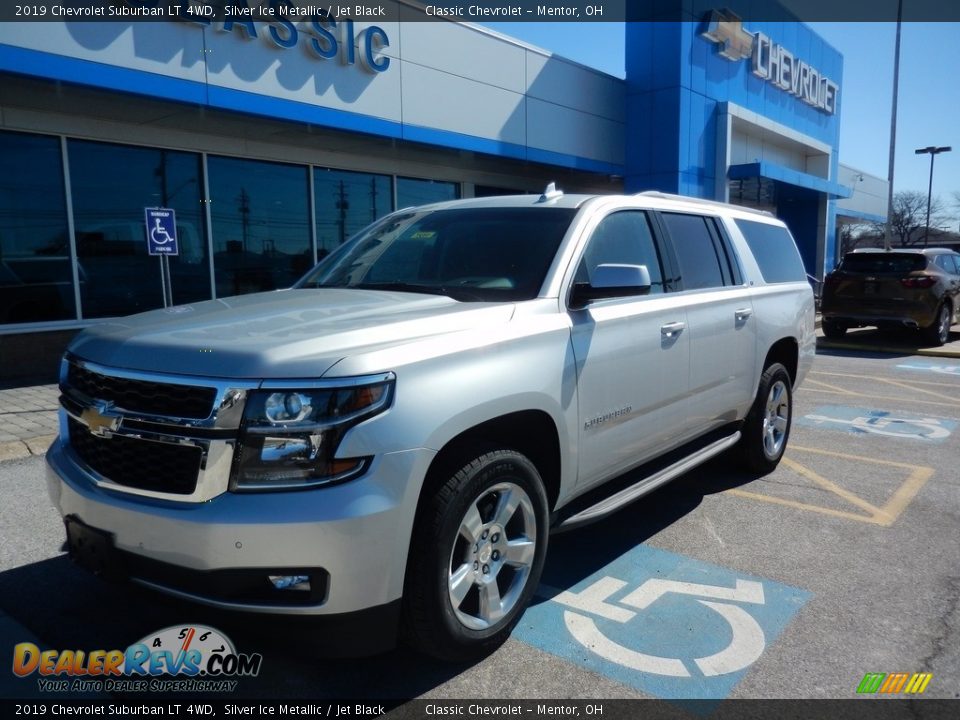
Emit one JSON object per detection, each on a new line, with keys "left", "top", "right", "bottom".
{"left": 553, "top": 431, "right": 741, "bottom": 532}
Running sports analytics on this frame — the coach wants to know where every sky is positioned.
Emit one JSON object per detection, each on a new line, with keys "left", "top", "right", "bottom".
{"left": 481, "top": 21, "right": 960, "bottom": 226}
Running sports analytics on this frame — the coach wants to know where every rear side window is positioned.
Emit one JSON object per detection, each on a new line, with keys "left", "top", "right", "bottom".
{"left": 839, "top": 253, "right": 925, "bottom": 274}
{"left": 934, "top": 254, "right": 960, "bottom": 275}
{"left": 734, "top": 219, "right": 807, "bottom": 283}
{"left": 660, "top": 213, "right": 731, "bottom": 290}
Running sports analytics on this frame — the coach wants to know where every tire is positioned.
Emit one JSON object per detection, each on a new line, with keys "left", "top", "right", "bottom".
{"left": 821, "top": 319, "right": 846, "bottom": 339}
{"left": 403, "top": 448, "right": 549, "bottom": 662}
{"left": 738, "top": 363, "right": 793, "bottom": 475}
{"left": 923, "top": 303, "right": 951, "bottom": 346}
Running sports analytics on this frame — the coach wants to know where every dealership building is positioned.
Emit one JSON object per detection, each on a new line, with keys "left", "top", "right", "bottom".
{"left": 0, "top": 1, "right": 886, "bottom": 378}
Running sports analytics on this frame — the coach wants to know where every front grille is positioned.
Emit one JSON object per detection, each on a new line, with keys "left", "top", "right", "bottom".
{"left": 66, "top": 362, "right": 216, "bottom": 420}
{"left": 68, "top": 418, "right": 202, "bottom": 495}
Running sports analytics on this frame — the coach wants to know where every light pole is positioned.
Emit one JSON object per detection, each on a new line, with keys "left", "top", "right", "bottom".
{"left": 914, "top": 145, "right": 951, "bottom": 247}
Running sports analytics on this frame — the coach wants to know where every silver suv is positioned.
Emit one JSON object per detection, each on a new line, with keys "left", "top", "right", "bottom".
{"left": 46, "top": 187, "right": 815, "bottom": 660}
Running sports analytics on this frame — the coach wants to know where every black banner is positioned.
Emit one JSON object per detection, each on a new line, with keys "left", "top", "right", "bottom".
{"left": 1, "top": 699, "right": 959, "bottom": 720}
{"left": 2, "top": 0, "right": 960, "bottom": 23}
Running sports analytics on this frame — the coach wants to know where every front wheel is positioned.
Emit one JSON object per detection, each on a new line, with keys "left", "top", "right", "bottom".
{"left": 403, "top": 448, "right": 549, "bottom": 662}
{"left": 738, "top": 363, "right": 793, "bottom": 475}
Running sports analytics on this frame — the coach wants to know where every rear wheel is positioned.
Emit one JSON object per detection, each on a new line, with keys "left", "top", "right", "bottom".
{"left": 738, "top": 363, "right": 792, "bottom": 475}
{"left": 924, "top": 303, "right": 951, "bottom": 346}
{"left": 403, "top": 448, "right": 549, "bottom": 662}
{"left": 821, "top": 319, "right": 846, "bottom": 339}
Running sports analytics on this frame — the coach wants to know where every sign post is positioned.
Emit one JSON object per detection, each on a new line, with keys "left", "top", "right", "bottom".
{"left": 144, "top": 207, "right": 179, "bottom": 307}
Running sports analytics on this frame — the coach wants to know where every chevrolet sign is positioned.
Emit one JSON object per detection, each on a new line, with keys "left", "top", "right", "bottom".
{"left": 701, "top": 10, "right": 839, "bottom": 115}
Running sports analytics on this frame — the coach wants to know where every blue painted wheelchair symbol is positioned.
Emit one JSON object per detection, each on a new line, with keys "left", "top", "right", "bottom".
{"left": 897, "top": 361, "right": 960, "bottom": 377}
{"left": 513, "top": 546, "right": 810, "bottom": 700}
{"left": 799, "top": 405, "right": 954, "bottom": 442}
{"left": 145, "top": 207, "right": 179, "bottom": 256}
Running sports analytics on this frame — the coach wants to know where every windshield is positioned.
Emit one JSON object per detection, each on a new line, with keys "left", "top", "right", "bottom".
{"left": 296, "top": 207, "right": 577, "bottom": 302}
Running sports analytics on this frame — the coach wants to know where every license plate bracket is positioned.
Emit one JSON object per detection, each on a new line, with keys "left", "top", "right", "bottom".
{"left": 64, "top": 515, "right": 124, "bottom": 580}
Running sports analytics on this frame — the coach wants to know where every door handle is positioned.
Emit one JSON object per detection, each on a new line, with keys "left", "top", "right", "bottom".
{"left": 661, "top": 321, "right": 686, "bottom": 337}
{"left": 735, "top": 308, "right": 753, "bottom": 322}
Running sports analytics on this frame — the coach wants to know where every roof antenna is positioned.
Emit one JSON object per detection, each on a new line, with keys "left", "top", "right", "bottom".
{"left": 537, "top": 182, "right": 563, "bottom": 203}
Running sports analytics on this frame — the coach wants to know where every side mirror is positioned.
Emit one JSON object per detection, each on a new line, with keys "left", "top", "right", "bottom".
{"left": 571, "top": 264, "right": 652, "bottom": 307}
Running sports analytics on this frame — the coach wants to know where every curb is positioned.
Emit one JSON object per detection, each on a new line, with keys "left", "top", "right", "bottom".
{"left": 817, "top": 337, "right": 960, "bottom": 359}
{"left": 0, "top": 435, "right": 55, "bottom": 463}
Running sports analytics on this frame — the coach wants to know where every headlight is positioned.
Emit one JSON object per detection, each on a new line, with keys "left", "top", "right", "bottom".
{"left": 231, "top": 374, "right": 394, "bottom": 491}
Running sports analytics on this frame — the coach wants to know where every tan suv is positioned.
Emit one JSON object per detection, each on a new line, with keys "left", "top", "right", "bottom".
{"left": 821, "top": 248, "right": 960, "bottom": 346}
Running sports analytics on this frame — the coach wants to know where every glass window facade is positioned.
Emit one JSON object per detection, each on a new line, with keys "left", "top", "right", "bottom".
{"left": 0, "top": 131, "right": 73, "bottom": 323}
{"left": 208, "top": 156, "right": 311, "bottom": 298}
{"left": 314, "top": 168, "right": 391, "bottom": 260}
{"left": 0, "top": 132, "right": 476, "bottom": 327}
{"left": 69, "top": 140, "right": 210, "bottom": 318}
{"left": 397, "top": 177, "right": 459, "bottom": 209}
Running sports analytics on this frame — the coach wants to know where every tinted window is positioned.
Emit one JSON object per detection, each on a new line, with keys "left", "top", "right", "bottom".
{"left": 576, "top": 211, "right": 664, "bottom": 294}
{"left": 0, "top": 131, "right": 74, "bottom": 324}
{"left": 314, "top": 168, "right": 392, "bottom": 259}
{"left": 934, "top": 254, "right": 959, "bottom": 275}
{"left": 839, "top": 253, "right": 926, "bottom": 274}
{"left": 660, "top": 213, "right": 726, "bottom": 290}
{"left": 735, "top": 219, "right": 806, "bottom": 283}
{"left": 298, "top": 207, "right": 575, "bottom": 302}
{"left": 208, "top": 156, "right": 311, "bottom": 298}
{"left": 396, "top": 177, "right": 459, "bottom": 208}
{"left": 69, "top": 140, "right": 210, "bottom": 318}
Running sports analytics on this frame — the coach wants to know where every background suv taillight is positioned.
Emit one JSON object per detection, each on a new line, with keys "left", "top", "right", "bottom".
{"left": 899, "top": 276, "right": 937, "bottom": 289}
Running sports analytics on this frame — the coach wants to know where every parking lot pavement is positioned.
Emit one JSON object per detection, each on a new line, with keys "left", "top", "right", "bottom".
{"left": 1, "top": 349, "right": 958, "bottom": 704}
{"left": 817, "top": 323, "right": 960, "bottom": 358}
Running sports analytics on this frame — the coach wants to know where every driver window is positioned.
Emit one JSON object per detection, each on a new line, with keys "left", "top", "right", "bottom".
{"left": 575, "top": 211, "right": 664, "bottom": 293}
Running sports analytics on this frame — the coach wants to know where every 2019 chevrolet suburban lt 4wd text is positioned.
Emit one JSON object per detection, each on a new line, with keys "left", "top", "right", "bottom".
{"left": 46, "top": 187, "right": 815, "bottom": 661}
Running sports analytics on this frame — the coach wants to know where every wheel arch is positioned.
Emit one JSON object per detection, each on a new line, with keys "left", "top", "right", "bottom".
{"left": 762, "top": 337, "right": 799, "bottom": 387}
{"left": 420, "top": 410, "right": 562, "bottom": 513}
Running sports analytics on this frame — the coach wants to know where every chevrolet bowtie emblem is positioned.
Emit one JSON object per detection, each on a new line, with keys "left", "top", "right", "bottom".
{"left": 79, "top": 401, "right": 121, "bottom": 438}
{"left": 701, "top": 9, "right": 754, "bottom": 61}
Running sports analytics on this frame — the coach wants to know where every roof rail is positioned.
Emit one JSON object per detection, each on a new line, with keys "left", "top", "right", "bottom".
{"left": 634, "top": 191, "right": 773, "bottom": 217}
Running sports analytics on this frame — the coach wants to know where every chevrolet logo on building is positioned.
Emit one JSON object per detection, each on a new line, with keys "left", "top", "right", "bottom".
{"left": 79, "top": 401, "right": 121, "bottom": 438}
{"left": 701, "top": 9, "right": 754, "bottom": 61}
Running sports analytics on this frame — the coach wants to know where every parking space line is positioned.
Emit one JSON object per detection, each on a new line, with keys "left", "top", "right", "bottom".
{"left": 812, "top": 370, "right": 960, "bottom": 388}
{"left": 724, "top": 446, "right": 934, "bottom": 527}
{"left": 806, "top": 378, "right": 858, "bottom": 395}
{"left": 801, "top": 386, "right": 958, "bottom": 409}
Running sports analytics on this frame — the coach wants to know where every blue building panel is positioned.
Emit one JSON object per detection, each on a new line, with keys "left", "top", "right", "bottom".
{"left": 626, "top": 3, "right": 845, "bottom": 277}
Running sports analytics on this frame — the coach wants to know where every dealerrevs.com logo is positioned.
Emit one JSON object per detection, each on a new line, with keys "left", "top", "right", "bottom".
{"left": 12, "top": 625, "right": 262, "bottom": 693}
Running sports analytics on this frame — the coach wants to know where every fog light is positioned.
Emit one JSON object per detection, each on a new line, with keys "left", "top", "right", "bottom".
{"left": 268, "top": 575, "right": 311, "bottom": 591}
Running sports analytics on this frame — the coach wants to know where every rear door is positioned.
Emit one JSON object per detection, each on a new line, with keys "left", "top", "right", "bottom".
{"left": 655, "top": 211, "right": 757, "bottom": 435}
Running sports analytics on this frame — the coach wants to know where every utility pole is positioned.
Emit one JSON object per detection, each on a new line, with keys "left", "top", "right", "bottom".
{"left": 914, "top": 146, "right": 952, "bottom": 247}
{"left": 883, "top": 0, "right": 903, "bottom": 252}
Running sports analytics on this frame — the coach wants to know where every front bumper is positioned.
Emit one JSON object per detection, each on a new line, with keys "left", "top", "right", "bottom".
{"left": 46, "top": 438, "right": 435, "bottom": 616}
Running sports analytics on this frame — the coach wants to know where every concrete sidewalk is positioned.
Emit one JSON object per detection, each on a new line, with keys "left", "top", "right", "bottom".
{"left": 0, "top": 384, "right": 59, "bottom": 463}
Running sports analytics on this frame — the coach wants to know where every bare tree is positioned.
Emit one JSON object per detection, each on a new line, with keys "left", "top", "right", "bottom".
{"left": 874, "top": 190, "right": 947, "bottom": 246}
{"left": 838, "top": 222, "right": 877, "bottom": 255}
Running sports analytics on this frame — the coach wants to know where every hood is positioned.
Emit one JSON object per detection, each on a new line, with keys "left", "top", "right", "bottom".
{"left": 68, "top": 289, "right": 516, "bottom": 379}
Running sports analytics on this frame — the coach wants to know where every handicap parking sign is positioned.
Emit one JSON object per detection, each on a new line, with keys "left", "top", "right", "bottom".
{"left": 145, "top": 207, "right": 179, "bottom": 256}
{"left": 514, "top": 545, "right": 810, "bottom": 700}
